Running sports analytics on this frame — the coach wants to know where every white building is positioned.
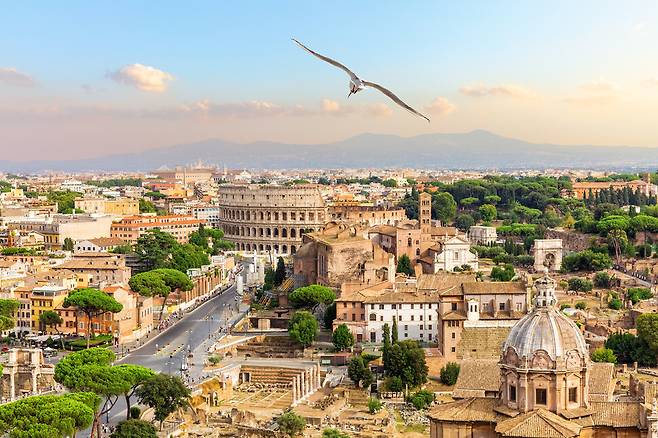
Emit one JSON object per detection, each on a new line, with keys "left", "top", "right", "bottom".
{"left": 425, "top": 236, "right": 479, "bottom": 272}
{"left": 468, "top": 225, "right": 498, "bottom": 245}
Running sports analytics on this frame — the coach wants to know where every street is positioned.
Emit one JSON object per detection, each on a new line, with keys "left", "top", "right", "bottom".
{"left": 89, "top": 282, "right": 240, "bottom": 433}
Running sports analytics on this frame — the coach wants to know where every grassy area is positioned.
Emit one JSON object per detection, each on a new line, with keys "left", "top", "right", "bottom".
{"left": 394, "top": 410, "right": 429, "bottom": 434}
{"left": 65, "top": 334, "right": 112, "bottom": 350}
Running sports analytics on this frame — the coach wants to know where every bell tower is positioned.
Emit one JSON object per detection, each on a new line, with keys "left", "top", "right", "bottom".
{"left": 419, "top": 192, "right": 432, "bottom": 238}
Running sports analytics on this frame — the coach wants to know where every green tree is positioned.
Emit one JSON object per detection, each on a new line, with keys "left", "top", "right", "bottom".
{"left": 409, "top": 389, "right": 435, "bottom": 410}
{"left": 627, "top": 287, "right": 653, "bottom": 304}
{"left": 607, "top": 228, "right": 628, "bottom": 264}
{"left": 347, "top": 356, "right": 373, "bottom": 388}
{"left": 129, "top": 269, "right": 193, "bottom": 321}
{"left": 382, "top": 323, "right": 391, "bottom": 371}
{"left": 432, "top": 192, "right": 457, "bottom": 224}
{"left": 396, "top": 254, "right": 414, "bottom": 276}
{"left": 332, "top": 324, "right": 354, "bottom": 351}
{"left": 111, "top": 419, "right": 158, "bottom": 438}
{"left": 55, "top": 348, "right": 131, "bottom": 437}
{"left": 39, "top": 310, "right": 64, "bottom": 349}
{"left": 114, "top": 364, "right": 156, "bottom": 419}
{"left": 288, "top": 311, "right": 318, "bottom": 348}
{"left": 490, "top": 264, "right": 515, "bottom": 282}
{"left": 138, "top": 199, "right": 157, "bottom": 213}
{"left": 382, "top": 179, "right": 398, "bottom": 188}
{"left": 0, "top": 392, "right": 100, "bottom": 438}
{"left": 591, "top": 347, "right": 617, "bottom": 363}
{"left": 367, "top": 397, "right": 382, "bottom": 414}
{"left": 387, "top": 340, "right": 428, "bottom": 388}
{"left": 391, "top": 319, "right": 399, "bottom": 343}
{"left": 478, "top": 204, "right": 497, "bottom": 223}
{"left": 0, "top": 298, "right": 19, "bottom": 332}
{"left": 288, "top": 285, "right": 336, "bottom": 310}
{"left": 454, "top": 213, "right": 475, "bottom": 231}
{"left": 322, "top": 428, "right": 350, "bottom": 438}
{"left": 323, "top": 302, "right": 336, "bottom": 329}
{"left": 63, "top": 237, "right": 74, "bottom": 251}
{"left": 637, "top": 313, "right": 658, "bottom": 354}
{"left": 567, "top": 278, "right": 593, "bottom": 293}
{"left": 135, "top": 374, "right": 191, "bottom": 430}
{"left": 277, "top": 411, "right": 306, "bottom": 437}
{"left": 439, "top": 362, "right": 460, "bottom": 385}
{"left": 63, "top": 289, "right": 123, "bottom": 348}
{"left": 274, "top": 256, "right": 286, "bottom": 286}
{"left": 593, "top": 271, "right": 611, "bottom": 288}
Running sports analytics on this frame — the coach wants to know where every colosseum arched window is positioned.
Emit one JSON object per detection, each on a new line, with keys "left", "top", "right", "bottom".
{"left": 282, "top": 229, "right": 288, "bottom": 238}
{"left": 290, "top": 229, "right": 297, "bottom": 238}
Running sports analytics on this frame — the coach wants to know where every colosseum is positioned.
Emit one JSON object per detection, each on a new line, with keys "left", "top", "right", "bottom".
{"left": 217, "top": 184, "right": 327, "bottom": 255}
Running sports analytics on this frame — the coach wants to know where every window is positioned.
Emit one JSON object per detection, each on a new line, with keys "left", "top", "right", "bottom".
{"left": 428, "top": 315, "right": 432, "bottom": 321}
{"left": 411, "top": 315, "right": 414, "bottom": 321}
{"left": 499, "top": 302, "right": 506, "bottom": 311}
{"left": 535, "top": 388, "right": 547, "bottom": 405}
{"left": 371, "top": 304, "right": 375, "bottom": 309}
{"left": 404, "top": 325, "right": 408, "bottom": 330}
{"left": 428, "top": 325, "right": 432, "bottom": 330}
{"left": 451, "top": 332, "right": 456, "bottom": 339}
{"left": 411, "top": 304, "right": 414, "bottom": 309}
{"left": 451, "top": 303, "right": 457, "bottom": 311}
{"left": 398, "top": 315, "right": 402, "bottom": 321}
{"left": 392, "top": 304, "right": 396, "bottom": 310}
{"left": 451, "top": 347, "right": 456, "bottom": 352}
{"left": 509, "top": 385, "right": 517, "bottom": 402}
{"left": 370, "top": 313, "right": 377, "bottom": 321}
{"left": 569, "top": 387, "right": 578, "bottom": 403}
{"left": 379, "top": 304, "right": 384, "bottom": 310}
{"left": 428, "top": 333, "right": 432, "bottom": 340}
{"left": 516, "top": 302, "right": 522, "bottom": 311}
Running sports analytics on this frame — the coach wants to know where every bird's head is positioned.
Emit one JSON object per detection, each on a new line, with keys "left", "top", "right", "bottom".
{"left": 348, "top": 83, "right": 362, "bottom": 98}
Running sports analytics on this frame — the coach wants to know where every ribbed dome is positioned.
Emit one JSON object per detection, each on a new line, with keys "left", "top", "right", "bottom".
{"left": 503, "top": 308, "right": 589, "bottom": 362}
{"left": 501, "top": 274, "right": 589, "bottom": 368}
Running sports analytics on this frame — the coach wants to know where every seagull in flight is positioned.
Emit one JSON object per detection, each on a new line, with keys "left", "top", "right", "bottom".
{"left": 292, "top": 38, "right": 430, "bottom": 122}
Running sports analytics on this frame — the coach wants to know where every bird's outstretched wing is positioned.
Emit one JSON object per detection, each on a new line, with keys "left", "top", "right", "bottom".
{"left": 292, "top": 38, "right": 359, "bottom": 82}
{"left": 363, "top": 80, "right": 430, "bottom": 122}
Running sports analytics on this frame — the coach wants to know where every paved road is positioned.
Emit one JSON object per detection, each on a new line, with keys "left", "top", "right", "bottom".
{"left": 93, "top": 283, "right": 240, "bottom": 432}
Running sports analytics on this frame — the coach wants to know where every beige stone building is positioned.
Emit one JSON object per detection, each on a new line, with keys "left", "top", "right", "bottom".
{"left": 7, "top": 214, "right": 114, "bottom": 250}
{"left": 74, "top": 197, "right": 139, "bottom": 216}
{"left": 293, "top": 221, "right": 395, "bottom": 289}
{"left": 327, "top": 202, "right": 407, "bottom": 226}
{"left": 429, "top": 274, "right": 650, "bottom": 437}
{"left": 52, "top": 253, "right": 131, "bottom": 286}
{"left": 217, "top": 184, "right": 327, "bottom": 254}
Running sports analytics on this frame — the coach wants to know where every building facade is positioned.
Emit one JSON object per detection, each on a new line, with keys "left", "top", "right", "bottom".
{"left": 217, "top": 184, "right": 327, "bottom": 255}
{"left": 110, "top": 214, "right": 205, "bottom": 244}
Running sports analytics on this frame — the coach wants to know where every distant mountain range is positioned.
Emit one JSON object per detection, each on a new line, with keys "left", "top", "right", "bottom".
{"left": 3, "top": 130, "right": 658, "bottom": 172}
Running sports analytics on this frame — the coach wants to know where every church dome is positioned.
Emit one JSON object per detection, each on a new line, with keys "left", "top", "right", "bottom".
{"left": 502, "top": 275, "right": 589, "bottom": 368}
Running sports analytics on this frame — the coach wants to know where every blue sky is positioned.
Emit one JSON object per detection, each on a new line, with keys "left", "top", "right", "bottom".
{"left": 2, "top": 1, "right": 658, "bottom": 160}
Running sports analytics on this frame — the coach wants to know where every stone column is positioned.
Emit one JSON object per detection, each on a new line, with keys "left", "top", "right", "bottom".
{"left": 291, "top": 376, "right": 297, "bottom": 403}
{"left": 9, "top": 372, "right": 15, "bottom": 401}
{"left": 306, "top": 368, "right": 312, "bottom": 393}
{"left": 300, "top": 372, "right": 306, "bottom": 398}
{"left": 316, "top": 363, "right": 321, "bottom": 389}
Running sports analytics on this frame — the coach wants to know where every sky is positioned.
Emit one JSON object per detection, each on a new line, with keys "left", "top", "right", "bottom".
{"left": 2, "top": 1, "right": 658, "bottom": 161}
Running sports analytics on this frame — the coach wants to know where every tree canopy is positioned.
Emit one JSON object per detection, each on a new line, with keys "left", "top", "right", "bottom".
{"left": 396, "top": 254, "right": 414, "bottom": 276}
{"left": 135, "top": 374, "right": 190, "bottom": 430}
{"left": 387, "top": 340, "right": 428, "bottom": 388}
{"left": 288, "top": 311, "right": 318, "bottom": 348}
{"left": 332, "top": 324, "right": 354, "bottom": 351}
{"left": 277, "top": 411, "right": 306, "bottom": 437}
{"left": 288, "top": 285, "right": 335, "bottom": 309}
{"left": 129, "top": 268, "right": 193, "bottom": 320}
{"left": 0, "top": 392, "right": 100, "bottom": 438}
{"left": 134, "top": 229, "right": 209, "bottom": 273}
{"left": 111, "top": 419, "right": 157, "bottom": 438}
{"left": 63, "top": 288, "right": 123, "bottom": 348}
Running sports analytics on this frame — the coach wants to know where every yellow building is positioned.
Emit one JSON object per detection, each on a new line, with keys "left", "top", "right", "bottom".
{"left": 74, "top": 197, "right": 139, "bottom": 216}
{"left": 30, "top": 285, "right": 69, "bottom": 332}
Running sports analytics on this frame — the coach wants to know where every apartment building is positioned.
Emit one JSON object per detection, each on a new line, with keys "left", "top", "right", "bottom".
{"left": 110, "top": 214, "right": 205, "bottom": 244}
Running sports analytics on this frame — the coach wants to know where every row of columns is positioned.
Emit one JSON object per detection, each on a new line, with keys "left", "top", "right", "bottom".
{"left": 291, "top": 363, "right": 322, "bottom": 405}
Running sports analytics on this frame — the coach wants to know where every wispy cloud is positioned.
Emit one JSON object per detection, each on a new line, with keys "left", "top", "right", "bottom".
{"left": 579, "top": 79, "right": 616, "bottom": 92}
{"left": 642, "top": 77, "right": 658, "bottom": 88}
{"left": 0, "top": 67, "right": 36, "bottom": 87}
{"left": 108, "top": 64, "right": 174, "bottom": 93}
{"left": 424, "top": 97, "right": 456, "bottom": 115}
{"left": 564, "top": 79, "right": 618, "bottom": 107}
{"left": 459, "top": 83, "right": 537, "bottom": 99}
